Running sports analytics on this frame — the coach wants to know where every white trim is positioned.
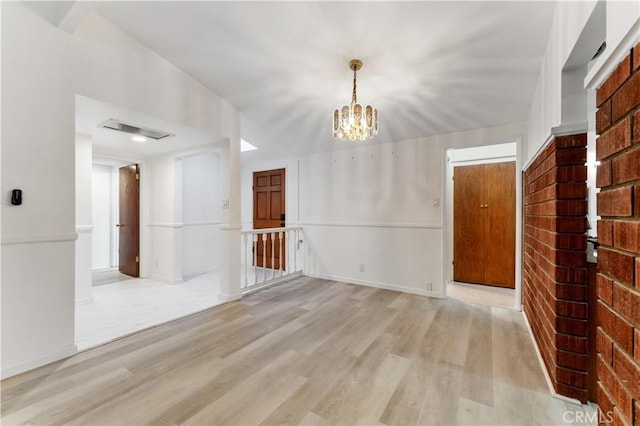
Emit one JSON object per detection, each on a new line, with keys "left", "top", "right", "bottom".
{"left": 75, "top": 296, "right": 94, "bottom": 306}
{"left": 523, "top": 133, "right": 555, "bottom": 171}
{"left": 75, "top": 225, "right": 93, "bottom": 233}
{"left": 551, "top": 122, "right": 588, "bottom": 137}
{"left": 585, "top": 17, "right": 640, "bottom": 90}
{"left": 1, "top": 233, "right": 78, "bottom": 245}
{"left": 300, "top": 222, "right": 442, "bottom": 230}
{"left": 449, "top": 154, "right": 516, "bottom": 165}
{"left": 220, "top": 224, "right": 242, "bottom": 231}
{"left": 1, "top": 344, "right": 78, "bottom": 379}
{"left": 522, "top": 310, "right": 583, "bottom": 407}
{"left": 148, "top": 222, "right": 183, "bottom": 228}
{"left": 305, "top": 272, "right": 445, "bottom": 299}
{"left": 522, "top": 126, "right": 588, "bottom": 171}
{"left": 182, "top": 220, "right": 221, "bottom": 227}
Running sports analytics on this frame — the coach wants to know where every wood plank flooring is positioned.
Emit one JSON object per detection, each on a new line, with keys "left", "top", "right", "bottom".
{"left": 2, "top": 277, "right": 592, "bottom": 425}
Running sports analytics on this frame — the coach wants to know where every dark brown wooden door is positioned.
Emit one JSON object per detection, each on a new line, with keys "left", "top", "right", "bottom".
{"left": 484, "top": 162, "right": 516, "bottom": 286}
{"left": 118, "top": 164, "right": 140, "bottom": 277}
{"left": 453, "top": 164, "right": 485, "bottom": 284}
{"left": 253, "top": 168, "right": 286, "bottom": 269}
{"left": 453, "top": 161, "right": 516, "bottom": 288}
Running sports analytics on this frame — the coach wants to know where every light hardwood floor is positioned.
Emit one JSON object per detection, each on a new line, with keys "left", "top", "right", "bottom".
{"left": 2, "top": 277, "right": 591, "bottom": 425}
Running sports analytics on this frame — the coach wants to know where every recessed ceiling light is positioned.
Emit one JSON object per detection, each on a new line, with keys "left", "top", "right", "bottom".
{"left": 241, "top": 139, "right": 258, "bottom": 152}
{"left": 132, "top": 136, "right": 147, "bottom": 142}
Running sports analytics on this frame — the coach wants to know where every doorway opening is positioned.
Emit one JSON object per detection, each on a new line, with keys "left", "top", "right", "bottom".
{"left": 91, "top": 158, "right": 140, "bottom": 286}
{"left": 74, "top": 94, "right": 226, "bottom": 351}
{"left": 445, "top": 142, "right": 519, "bottom": 309}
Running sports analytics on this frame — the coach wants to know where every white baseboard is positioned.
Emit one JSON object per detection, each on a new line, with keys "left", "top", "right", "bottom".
{"left": 75, "top": 296, "right": 94, "bottom": 306}
{"left": 521, "top": 310, "right": 583, "bottom": 407}
{"left": 1, "top": 344, "right": 78, "bottom": 379}
{"left": 219, "top": 291, "right": 243, "bottom": 302}
{"left": 304, "top": 272, "right": 445, "bottom": 299}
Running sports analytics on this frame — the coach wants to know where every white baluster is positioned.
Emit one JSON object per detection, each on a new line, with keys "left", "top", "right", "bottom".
{"left": 271, "top": 232, "right": 275, "bottom": 280}
{"left": 278, "top": 231, "right": 283, "bottom": 277}
{"left": 288, "top": 230, "right": 292, "bottom": 273}
{"left": 253, "top": 234, "right": 258, "bottom": 286}
{"left": 294, "top": 228, "right": 298, "bottom": 272}
{"left": 243, "top": 233, "right": 248, "bottom": 289}
{"left": 262, "top": 233, "right": 267, "bottom": 282}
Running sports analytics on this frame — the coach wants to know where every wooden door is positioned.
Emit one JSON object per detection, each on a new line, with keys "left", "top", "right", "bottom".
{"left": 453, "top": 165, "right": 486, "bottom": 284}
{"left": 453, "top": 161, "right": 516, "bottom": 288}
{"left": 483, "top": 162, "right": 516, "bottom": 287}
{"left": 118, "top": 164, "right": 140, "bottom": 277}
{"left": 253, "top": 168, "right": 286, "bottom": 269}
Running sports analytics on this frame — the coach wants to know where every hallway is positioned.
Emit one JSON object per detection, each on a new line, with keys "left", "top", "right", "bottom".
{"left": 76, "top": 272, "right": 222, "bottom": 350}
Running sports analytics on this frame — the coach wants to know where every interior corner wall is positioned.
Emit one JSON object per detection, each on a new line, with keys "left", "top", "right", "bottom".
{"left": 523, "top": 133, "right": 589, "bottom": 403}
{"left": 1, "top": 2, "right": 77, "bottom": 378}
{"left": 182, "top": 151, "right": 221, "bottom": 278}
{"left": 592, "top": 42, "right": 640, "bottom": 426}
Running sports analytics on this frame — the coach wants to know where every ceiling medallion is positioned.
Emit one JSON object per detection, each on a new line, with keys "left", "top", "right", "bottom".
{"left": 332, "top": 59, "right": 378, "bottom": 141}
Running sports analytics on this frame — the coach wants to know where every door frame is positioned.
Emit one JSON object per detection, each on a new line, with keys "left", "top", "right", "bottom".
{"left": 93, "top": 154, "right": 149, "bottom": 278}
{"left": 443, "top": 140, "right": 523, "bottom": 310}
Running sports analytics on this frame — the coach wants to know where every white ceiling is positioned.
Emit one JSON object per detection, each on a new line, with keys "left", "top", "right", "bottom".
{"left": 76, "top": 95, "right": 221, "bottom": 159}
{"left": 52, "top": 2, "right": 557, "bottom": 157}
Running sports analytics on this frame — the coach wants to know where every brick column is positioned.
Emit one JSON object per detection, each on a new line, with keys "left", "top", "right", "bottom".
{"left": 594, "top": 42, "right": 640, "bottom": 426}
{"left": 523, "top": 134, "right": 589, "bottom": 402}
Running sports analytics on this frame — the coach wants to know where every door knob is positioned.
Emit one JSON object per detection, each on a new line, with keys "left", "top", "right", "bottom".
{"left": 116, "top": 223, "right": 125, "bottom": 227}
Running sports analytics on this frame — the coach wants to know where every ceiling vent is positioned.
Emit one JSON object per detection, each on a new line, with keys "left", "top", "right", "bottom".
{"left": 99, "top": 119, "right": 174, "bottom": 140}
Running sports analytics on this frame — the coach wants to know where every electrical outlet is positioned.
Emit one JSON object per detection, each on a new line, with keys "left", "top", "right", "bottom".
{"left": 359, "top": 264, "right": 365, "bottom": 273}
{"left": 426, "top": 282, "right": 432, "bottom": 291}
{"left": 222, "top": 198, "right": 230, "bottom": 209}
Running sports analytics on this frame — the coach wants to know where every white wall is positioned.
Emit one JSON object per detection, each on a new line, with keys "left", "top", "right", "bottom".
{"left": 1, "top": 2, "right": 77, "bottom": 378}
{"left": 182, "top": 151, "right": 220, "bottom": 278}
{"left": 72, "top": 12, "right": 238, "bottom": 141}
{"left": 586, "top": 0, "right": 640, "bottom": 91}
{"left": 148, "top": 154, "right": 182, "bottom": 284}
{"left": 75, "top": 134, "right": 93, "bottom": 304}
{"left": 241, "top": 157, "right": 300, "bottom": 229}
{"left": 1, "top": 3, "right": 241, "bottom": 378}
{"left": 526, "top": 1, "right": 598, "bottom": 163}
{"left": 527, "top": 1, "right": 640, "bottom": 165}
{"left": 91, "top": 164, "right": 112, "bottom": 269}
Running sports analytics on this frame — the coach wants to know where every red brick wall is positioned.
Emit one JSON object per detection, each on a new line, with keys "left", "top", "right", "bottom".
{"left": 523, "top": 133, "right": 589, "bottom": 403}
{"left": 595, "top": 42, "right": 640, "bottom": 426}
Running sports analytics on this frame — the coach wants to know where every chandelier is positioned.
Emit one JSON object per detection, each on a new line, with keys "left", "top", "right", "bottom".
{"left": 333, "top": 59, "right": 378, "bottom": 141}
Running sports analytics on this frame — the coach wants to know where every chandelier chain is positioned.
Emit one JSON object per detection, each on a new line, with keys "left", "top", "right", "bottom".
{"left": 351, "top": 67, "right": 358, "bottom": 105}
